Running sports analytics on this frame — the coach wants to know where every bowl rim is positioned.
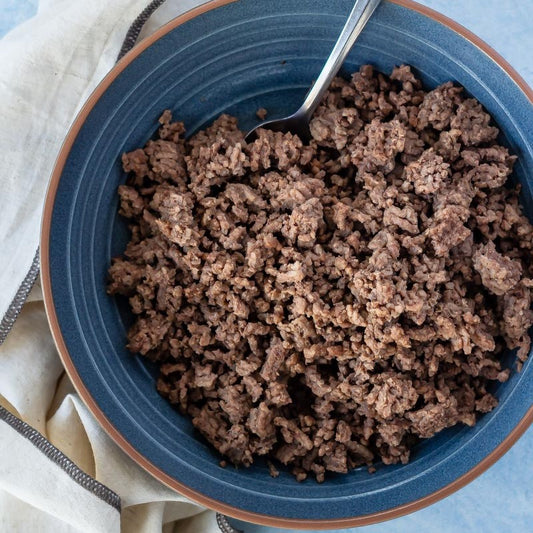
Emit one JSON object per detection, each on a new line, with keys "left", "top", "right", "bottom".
{"left": 40, "top": 0, "right": 533, "bottom": 529}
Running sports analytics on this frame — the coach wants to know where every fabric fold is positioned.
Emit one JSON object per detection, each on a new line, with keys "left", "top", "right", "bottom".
{"left": 0, "top": 406, "right": 121, "bottom": 533}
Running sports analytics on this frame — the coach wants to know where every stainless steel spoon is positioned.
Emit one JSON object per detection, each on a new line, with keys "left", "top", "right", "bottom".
{"left": 245, "top": 0, "right": 382, "bottom": 143}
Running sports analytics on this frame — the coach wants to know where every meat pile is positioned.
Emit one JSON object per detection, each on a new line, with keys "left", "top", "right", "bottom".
{"left": 108, "top": 65, "right": 533, "bottom": 482}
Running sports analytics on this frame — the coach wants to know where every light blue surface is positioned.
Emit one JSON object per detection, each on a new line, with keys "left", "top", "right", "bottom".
{"left": 2, "top": 0, "right": 532, "bottom": 532}
{"left": 0, "top": 0, "right": 36, "bottom": 37}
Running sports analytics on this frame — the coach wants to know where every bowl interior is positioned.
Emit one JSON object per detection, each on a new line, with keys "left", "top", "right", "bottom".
{"left": 46, "top": 0, "right": 533, "bottom": 523}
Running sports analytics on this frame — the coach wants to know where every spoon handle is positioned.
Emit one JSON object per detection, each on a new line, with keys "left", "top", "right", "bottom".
{"left": 299, "top": 0, "right": 381, "bottom": 121}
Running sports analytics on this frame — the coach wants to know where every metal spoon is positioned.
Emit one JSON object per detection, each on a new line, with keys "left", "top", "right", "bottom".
{"left": 245, "top": 0, "right": 381, "bottom": 143}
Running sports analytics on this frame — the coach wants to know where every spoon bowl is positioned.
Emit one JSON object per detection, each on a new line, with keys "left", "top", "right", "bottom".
{"left": 245, "top": 0, "right": 381, "bottom": 142}
{"left": 245, "top": 110, "right": 312, "bottom": 142}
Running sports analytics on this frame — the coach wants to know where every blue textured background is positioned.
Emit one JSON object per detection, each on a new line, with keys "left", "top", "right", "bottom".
{"left": 1, "top": 1, "right": 531, "bottom": 532}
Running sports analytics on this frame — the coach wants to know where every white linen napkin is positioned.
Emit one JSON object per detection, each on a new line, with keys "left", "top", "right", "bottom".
{"left": 0, "top": 0, "right": 231, "bottom": 531}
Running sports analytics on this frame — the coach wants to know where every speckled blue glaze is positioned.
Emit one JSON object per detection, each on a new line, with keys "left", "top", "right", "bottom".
{"left": 47, "top": 0, "right": 533, "bottom": 522}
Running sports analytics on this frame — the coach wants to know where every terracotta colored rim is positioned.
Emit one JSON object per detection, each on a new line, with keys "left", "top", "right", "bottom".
{"left": 41, "top": 0, "right": 533, "bottom": 529}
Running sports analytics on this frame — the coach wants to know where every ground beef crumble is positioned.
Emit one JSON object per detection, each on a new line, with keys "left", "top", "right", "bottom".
{"left": 108, "top": 65, "right": 533, "bottom": 482}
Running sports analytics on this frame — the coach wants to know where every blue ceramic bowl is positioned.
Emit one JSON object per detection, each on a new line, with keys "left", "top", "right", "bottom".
{"left": 41, "top": 0, "right": 533, "bottom": 528}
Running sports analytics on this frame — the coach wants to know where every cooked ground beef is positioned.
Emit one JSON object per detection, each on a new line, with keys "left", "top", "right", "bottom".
{"left": 256, "top": 107, "right": 268, "bottom": 120}
{"left": 108, "top": 65, "right": 533, "bottom": 482}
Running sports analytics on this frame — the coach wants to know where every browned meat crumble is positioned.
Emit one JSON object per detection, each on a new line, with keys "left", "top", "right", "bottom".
{"left": 256, "top": 107, "right": 268, "bottom": 121}
{"left": 108, "top": 65, "right": 533, "bottom": 482}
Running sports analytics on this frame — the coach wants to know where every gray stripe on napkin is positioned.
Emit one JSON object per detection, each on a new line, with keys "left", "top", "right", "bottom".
{"left": 217, "top": 513, "right": 244, "bottom": 533}
{"left": 117, "top": 0, "right": 167, "bottom": 60}
{"left": 0, "top": 405, "right": 121, "bottom": 511}
{"left": 0, "top": 248, "right": 39, "bottom": 346}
